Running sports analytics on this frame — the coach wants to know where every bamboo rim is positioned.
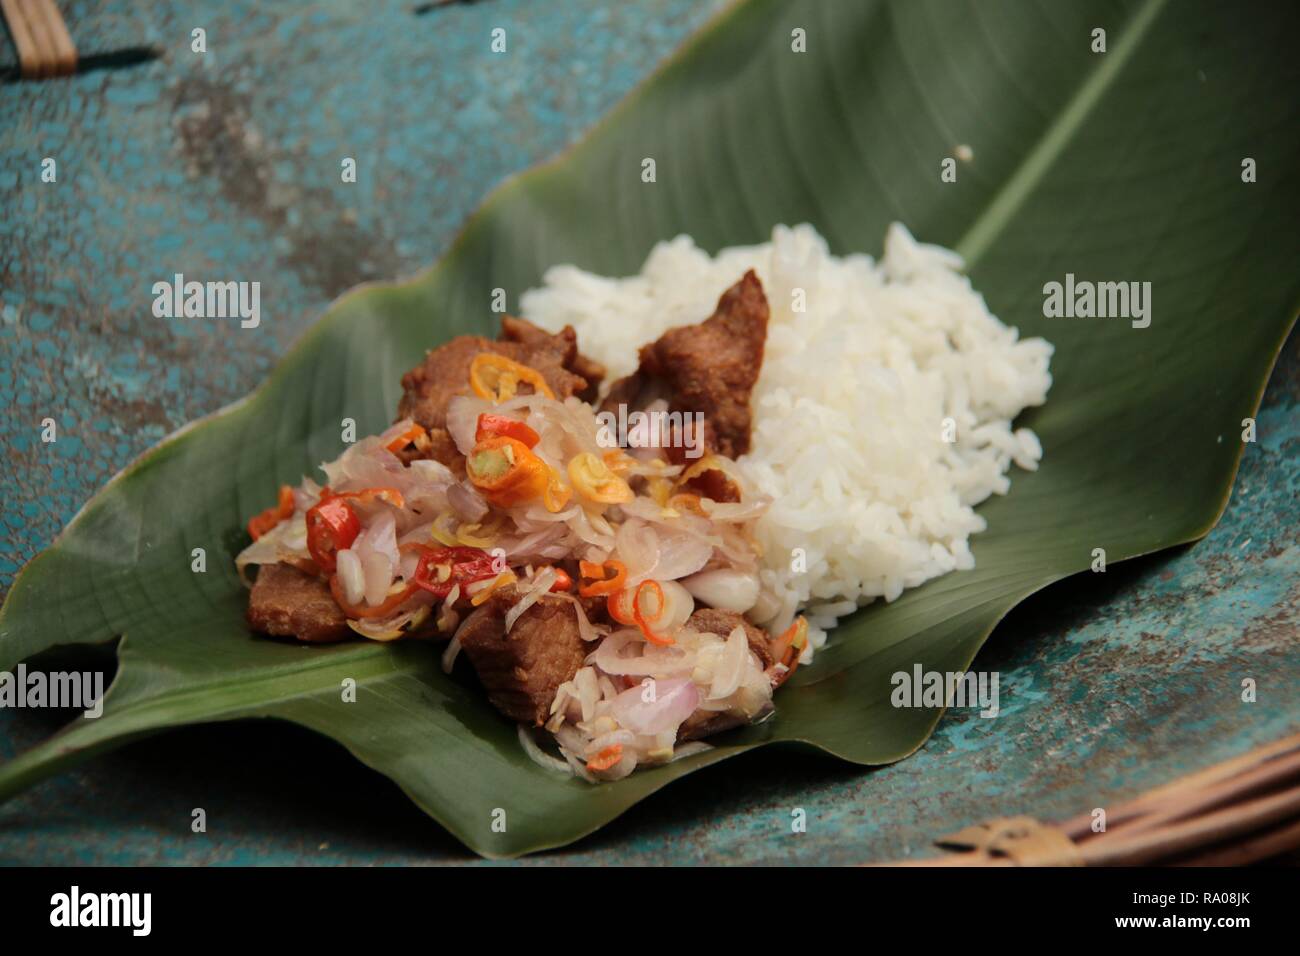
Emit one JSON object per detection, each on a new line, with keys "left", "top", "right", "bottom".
{"left": 2, "top": 0, "right": 77, "bottom": 79}
{"left": 881, "top": 730, "right": 1300, "bottom": 866}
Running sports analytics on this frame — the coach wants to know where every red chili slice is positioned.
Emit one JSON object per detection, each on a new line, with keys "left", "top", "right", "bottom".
{"left": 475, "top": 413, "right": 540, "bottom": 448}
{"left": 305, "top": 493, "right": 361, "bottom": 573}
{"left": 248, "top": 484, "right": 295, "bottom": 541}
{"left": 411, "top": 545, "right": 499, "bottom": 600}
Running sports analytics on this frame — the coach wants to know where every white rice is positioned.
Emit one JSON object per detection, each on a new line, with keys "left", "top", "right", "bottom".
{"left": 521, "top": 224, "right": 1052, "bottom": 656}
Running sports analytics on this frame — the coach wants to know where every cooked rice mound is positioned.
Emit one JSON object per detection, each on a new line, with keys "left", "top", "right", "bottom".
{"left": 522, "top": 224, "right": 1053, "bottom": 654}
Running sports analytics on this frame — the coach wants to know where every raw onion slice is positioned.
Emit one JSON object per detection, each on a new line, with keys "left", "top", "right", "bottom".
{"left": 586, "top": 629, "right": 692, "bottom": 677}
{"left": 681, "top": 568, "right": 760, "bottom": 614}
{"left": 446, "top": 395, "right": 495, "bottom": 456}
{"left": 650, "top": 529, "right": 713, "bottom": 582}
{"left": 336, "top": 548, "right": 365, "bottom": 606}
{"left": 608, "top": 677, "right": 699, "bottom": 736}
{"left": 517, "top": 725, "right": 573, "bottom": 775}
{"left": 617, "top": 519, "right": 660, "bottom": 586}
{"left": 347, "top": 604, "right": 430, "bottom": 642}
{"left": 504, "top": 567, "right": 558, "bottom": 633}
{"left": 708, "top": 625, "right": 750, "bottom": 699}
{"left": 361, "top": 551, "right": 393, "bottom": 607}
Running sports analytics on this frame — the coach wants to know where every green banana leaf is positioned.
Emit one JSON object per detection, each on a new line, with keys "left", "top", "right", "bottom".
{"left": 1, "top": 0, "right": 1297, "bottom": 858}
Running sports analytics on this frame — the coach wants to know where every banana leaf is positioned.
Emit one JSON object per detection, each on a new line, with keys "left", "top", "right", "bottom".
{"left": 1, "top": 0, "right": 1297, "bottom": 858}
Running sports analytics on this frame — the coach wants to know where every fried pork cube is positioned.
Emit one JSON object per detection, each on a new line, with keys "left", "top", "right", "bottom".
{"left": 455, "top": 589, "right": 590, "bottom": 726}
{"left": 247, "top": 563, "right": 350, "bottom": 644}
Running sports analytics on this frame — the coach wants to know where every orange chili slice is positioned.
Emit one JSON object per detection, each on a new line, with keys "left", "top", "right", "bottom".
{"left": 469, "top": 353, "right": 555, "bottom": 403}
{"left": 586, "top": 743, "right": 623, "bottom": 773}
{"left": 579, "top": 559, "right": 627, "bottom": 597}
{"left": 385, "top": 422, "right": 427, "bottom": 453}
{"left": 568, "top": 453, "right": 633, "bottom": 505}
{"left": 248, "top": 484, "right": 296, "bottom": 540}
{"left": 632, "top": 580, "right": 674, "bottom": 646}
{"left": 467, "top": 436, "right": 551, "bottom": 508}
{"left": 602, "top": 449, "right": 633, "bottom": 475}
{"left": 607, "top": 588, "right": 636, "bottom": 627}
{"left": 543, "top": 469, "right": 572, "bottom": 513}
{"left": 333, "top": 487, "right": 406, "bottom": 509}
{"left": 771, "top": 616, "right": 809, "bottom": 683}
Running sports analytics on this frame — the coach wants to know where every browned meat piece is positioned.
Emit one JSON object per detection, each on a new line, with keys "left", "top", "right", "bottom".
{"left": 677, "top": 608, "right": 774, "bottom": 742}
{"left": 396, "top": 318, "right": 605, "bottom": 473}
{"left": 499, "top": 316, "right": 605, "bottom": 402}
{"left": 567, "top": 353, "right": 606, "bottom": 401}
{"left": 679, "top": 465, "right": 742, "bottom": 504}
{"left": 393, "top": 425, "right": 466, "bottom": 475}
{"left": 599, "top": 369, "right": 648, "bottom": 418}
{"left": 602, "top": 270, "right": 768, "bottom": 461}
{"left": 247, "top": 563, "right": 350, "bottom": 644}
{"left": 687, "top": 608, "right": 774, "bottom": 669}
{"left": 455, "top": 588, "right": 589, "bottom": 726}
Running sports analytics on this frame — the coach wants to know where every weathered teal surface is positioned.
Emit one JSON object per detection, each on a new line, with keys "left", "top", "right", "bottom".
{"left": 0, "top": 0, "right": 1296, "bottom": 865}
